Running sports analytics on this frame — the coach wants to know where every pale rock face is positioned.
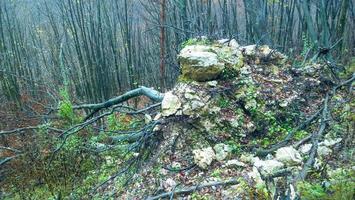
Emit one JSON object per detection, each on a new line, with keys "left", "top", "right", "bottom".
{"left": 275, "top": 146, "right": 302, "bottom": 165}
{"left": 179, "top": 45, "right": 219, "bottom": 67}
{"left": 299, "top": 144, "right": 312, "bottom": 155}
{"left": 161, "top": 92, "right": 181, "bottom": 116}
{"left": 193, "top": 147, "right": 216, "bottom": 169}
{"left": 213, "top": 143, "right": 231, "bottom": 161}
{"left": 224, "top": 159, "right": 247, "bottom": 168}
{"left": 254, "top": 158, "right": 284, "bottom": 175}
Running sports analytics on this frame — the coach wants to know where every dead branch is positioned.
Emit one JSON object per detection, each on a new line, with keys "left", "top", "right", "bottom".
{"left": 146, "top": 178, "right": 239, "bottom": 200}
{"left": 294, "top": 94, "right": 329, "bottom": 183}
{"left": 74, "top": 86, "right": 163, "bottom": 120}
{"left": 0, "top": 126, "right": 63, "bottom": 136}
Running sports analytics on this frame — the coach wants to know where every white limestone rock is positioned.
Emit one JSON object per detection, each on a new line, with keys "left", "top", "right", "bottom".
{"left": 193, "top": 147, "right": 216, "bottom": 169}
{"left": 275, "top": 146, "right": 302, "bottom": 165}
{"left": 161, "top": 92, "right": 181, "bottom": 116}
{"left": 207, "top": 80, "right": 218, "bottom": 87}
{"left": 299, "top": 144, "right": 312, "bottom": 155}
{"left": 178, "top": 45, "right": 225, "bottom": 81}
{"left": 242, "top": 45, "right": 257, "bottom": 56}
{"left": 229, "top": 39, "right": 240, "bottom": 48}
{"left": 179, "top": 45, "right": 219, "bottom": 67}
{"left": 254, "top": 158, "right": 284, "bottom": 175}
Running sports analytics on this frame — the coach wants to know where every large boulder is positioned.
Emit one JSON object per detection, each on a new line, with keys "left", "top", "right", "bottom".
{"left": 178, "top": 45, "right": 225, "bottom": 81}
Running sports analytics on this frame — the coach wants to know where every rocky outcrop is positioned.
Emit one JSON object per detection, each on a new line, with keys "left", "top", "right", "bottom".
{"left": 118, "top": 38, "right": 352, "bottom": 199}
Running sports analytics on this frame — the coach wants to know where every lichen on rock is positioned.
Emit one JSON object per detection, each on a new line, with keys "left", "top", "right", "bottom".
{"left": 193, "top": 147, "right": 216, "bottom": 169}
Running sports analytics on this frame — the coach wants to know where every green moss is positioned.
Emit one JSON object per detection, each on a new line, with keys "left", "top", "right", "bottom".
{"left": 297, "top": 169, "right": 355, "bottom": 200}
{"left": 211, "top": 168, "right": 222, "bottom": 178}
{"left": 181, "top": 38, "right": 212, "bottom": 48}
{"left": 180, "top": 63, "right": 224, "bottom": 82}
{"left": 217, "top": 96, "right": 231, "bottom": 108}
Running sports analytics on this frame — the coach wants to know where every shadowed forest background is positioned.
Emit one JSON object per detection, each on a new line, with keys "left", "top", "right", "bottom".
{"left": 1, "top": 0, "right": 354, "bottom": 105}
{"left": 0, "top": 0, "right": 354, "bottom": 199}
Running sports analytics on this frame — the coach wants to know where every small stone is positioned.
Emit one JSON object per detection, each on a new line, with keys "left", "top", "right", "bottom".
{"left": 279, "top": 100, "right": 289, "bottom": 107}
{"left": 317, "top": 146, "right": 332, "bottom": 157}
{"left": 144, "top": 114, "right": 152, "bottom": 124}
{"left": 171, "top": 161, "right": 181, "bottom": 169}
{"left": 193, "top": 147, "right": 216, "bottom": 169}
{"left": 190, "top": 100, "right": 205, "bottom": 110}
{"left": 225, "top": 159, "right": 247, "bottom": 168}
{"left": 299, "top": 144, "right": 312, "bottom": 155}
{"left": 214, "top": 143, "right": 231, "bottom": 161}
{"left": 229, "top": 39, "right": 239, "bottom": 48}
{"left": 242, "top": 45, "right": 257, "bottom": 56}
{"left": 161, "top": 92, "right": 181, "bottom": 116}
{"left": 207, "top": 80, "right": 218, "bottom": 87}
{"left": 275, "top": 146, "right": 302, "bottom": 165}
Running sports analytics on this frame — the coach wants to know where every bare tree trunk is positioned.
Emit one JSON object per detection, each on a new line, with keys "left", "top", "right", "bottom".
{"left": 160, "top": 0, "right": 166, "bottom": 90}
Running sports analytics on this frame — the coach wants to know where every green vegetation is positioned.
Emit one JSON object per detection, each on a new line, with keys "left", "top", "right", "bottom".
{"left": 181, "top": 38, "right": 212, "bottom": 48}
{"left": 297, "top": 169, "right": 355, "bottom": 200}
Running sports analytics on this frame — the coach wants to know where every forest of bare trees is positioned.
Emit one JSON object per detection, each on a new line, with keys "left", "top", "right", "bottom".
{"left": 1, "top": 0, "right": 353, "bottom": 106}
{"left": 0, "top": 0, "right": 354, "bottom": 199}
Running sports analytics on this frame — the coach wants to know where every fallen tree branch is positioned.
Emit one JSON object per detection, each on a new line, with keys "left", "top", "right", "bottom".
{"left": 75, "top": 86, "right": 163, "bottom": 120}
{"left": 0, "top": 155, "right": 20, "bottom": 166}
{"left": 146, "top": 179, "right": 239, "bottom": 200}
